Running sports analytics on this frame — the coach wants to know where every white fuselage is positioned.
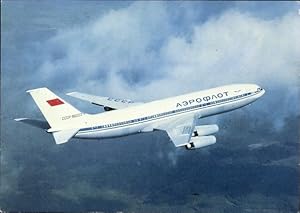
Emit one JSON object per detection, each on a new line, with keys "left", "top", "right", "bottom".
{"left": 74, "top": 84, "right": 265, "bottom": 140}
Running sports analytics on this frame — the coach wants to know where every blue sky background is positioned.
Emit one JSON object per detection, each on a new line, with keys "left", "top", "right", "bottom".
{"left": 1, "top": 1, "right": 299, "bottom": 212}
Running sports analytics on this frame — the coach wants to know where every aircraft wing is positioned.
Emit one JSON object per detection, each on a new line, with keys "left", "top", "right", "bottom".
{"left": 66, "top": 92, "right": 143, "bottom": 110}
{"left": 155, "top": 114, "right": 199, "bottom": 147}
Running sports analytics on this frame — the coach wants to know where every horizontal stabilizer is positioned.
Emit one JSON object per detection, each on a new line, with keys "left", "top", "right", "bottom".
{"left": 14, "top": 118, "right": 50, "bottom": 129}
{"left": 52, "top": 129, "right": 79, "bottom": 144}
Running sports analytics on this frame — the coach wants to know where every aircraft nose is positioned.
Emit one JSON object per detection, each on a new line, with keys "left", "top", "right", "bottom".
{"left": 255, "top": 85, "right": 265, "bottom": 97}
{"left": 259, "top": 88, "right": 265, "bottom": 97}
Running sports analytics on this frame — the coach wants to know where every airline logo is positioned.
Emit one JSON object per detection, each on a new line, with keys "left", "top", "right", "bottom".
{"left": 176, "top": 91, "right": 229, "bottom": 108}
{"left": 47, "top": 98, "right": 64, "bottom": 106}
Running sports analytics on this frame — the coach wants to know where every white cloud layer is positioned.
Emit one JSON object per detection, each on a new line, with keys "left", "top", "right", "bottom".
{"left": 37, "top": 2, "right": 300, "bottom": 102}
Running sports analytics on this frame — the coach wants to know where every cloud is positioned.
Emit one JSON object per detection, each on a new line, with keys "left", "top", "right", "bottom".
{"left": 35, "top": 2, "right": 170, "bottom": 97}
{"left": 1, "top": 3, "right": 299, "bottom": 211}
{"left": 33, "top": 3, "right": 299, "bottom": 105}
{"left": 34, "top": 2, "right": 300, "bottom": 135}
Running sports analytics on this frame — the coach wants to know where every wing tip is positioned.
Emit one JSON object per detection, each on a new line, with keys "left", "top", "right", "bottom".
{"left": 14, "top": 118, "right": 28, "bottom": 122}
{"left": 66, "top": 92, "right": 77, "bottom": 96}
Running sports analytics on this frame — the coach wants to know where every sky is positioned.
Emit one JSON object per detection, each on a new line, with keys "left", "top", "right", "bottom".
{"left": 1, "top": 1, "right": 300, "bottom": 212}
{"left": 2, "top": 1, "right": 299, "bottom": 118}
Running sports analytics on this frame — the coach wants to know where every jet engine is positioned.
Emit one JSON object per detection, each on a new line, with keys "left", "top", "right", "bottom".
{"left": 103, "top": 106, "right": 115, "bottom": 111}
{"left": 185, "top": 135, "right": 216, "bottom": 150}
{"left": 192, "top": 124, "right": 219, "bottom": 137}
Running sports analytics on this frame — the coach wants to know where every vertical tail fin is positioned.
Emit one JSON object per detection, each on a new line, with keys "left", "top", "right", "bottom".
{"left": 26, "top": 88, "right": 83, "bottom": 129}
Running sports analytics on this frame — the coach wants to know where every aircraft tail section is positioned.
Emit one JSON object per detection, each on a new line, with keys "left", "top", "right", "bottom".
{"left": 26, "top": 87, "right": 83, "bottom": 129}
{"left": 52, "top": 128, "right": 80, "bottom": 144}
{"left": 14, "top": 118, "right": 51, "bottom": 129}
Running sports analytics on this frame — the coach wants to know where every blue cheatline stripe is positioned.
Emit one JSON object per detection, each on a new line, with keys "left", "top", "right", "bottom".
{"left": 78, "top": 92, "right": 259, "bottom": 134}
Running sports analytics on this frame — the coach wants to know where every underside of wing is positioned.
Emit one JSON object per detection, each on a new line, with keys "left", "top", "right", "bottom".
{"left": 155, "top": 114, "right": 197, "bottom": 147}
{"left": 66, "top": 92, "right": 143, "bottom": 110}
{"left": 152, "top": 113, "right": 219, "bottom": 149}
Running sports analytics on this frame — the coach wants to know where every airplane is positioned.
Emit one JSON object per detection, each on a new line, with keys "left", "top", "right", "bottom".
{"left": 15, "top": 84, "right": 265, "bottom": 150}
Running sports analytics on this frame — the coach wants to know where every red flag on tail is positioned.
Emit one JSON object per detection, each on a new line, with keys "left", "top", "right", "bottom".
{"left": 47, "top": 98, "right": 64, "bottom": 106}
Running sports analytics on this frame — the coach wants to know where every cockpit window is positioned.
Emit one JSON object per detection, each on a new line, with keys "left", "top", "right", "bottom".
{"left": 257, "top": 88, "right": 262, "bottom": 92}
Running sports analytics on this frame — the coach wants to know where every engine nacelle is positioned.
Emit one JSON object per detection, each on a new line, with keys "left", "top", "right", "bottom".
{"left": 185, "top": 136, "right": 216, "bottom": 150}
{"left": 192, "top": 125, "right": 219, "bottom": 137}
{"left": 103, "top": 106, "right": 115, "bottom": 111}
